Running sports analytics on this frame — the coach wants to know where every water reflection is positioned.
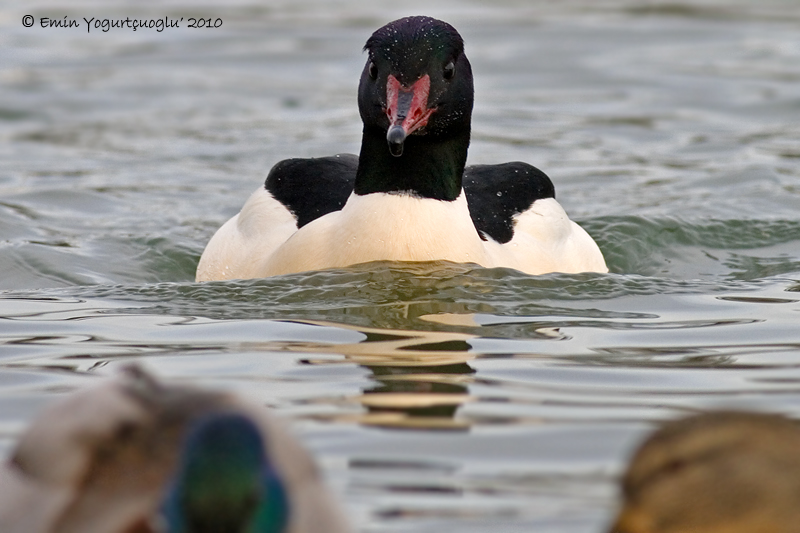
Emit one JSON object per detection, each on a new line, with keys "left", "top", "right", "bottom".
{"left": 362, "top": 362, "right": 475, "bottom": 430}
{"left": 300, "top": 321, "right": 478, "bottom": 430}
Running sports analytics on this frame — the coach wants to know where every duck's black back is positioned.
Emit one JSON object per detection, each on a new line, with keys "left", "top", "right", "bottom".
{"left": 264, "top": 156, "right": 555, "bottom": 243}
{"left": 264, "top": 154, "right": 358, "bottom": 228}
{"left": 463, "top": 162, "right": 555, "bottom": 244}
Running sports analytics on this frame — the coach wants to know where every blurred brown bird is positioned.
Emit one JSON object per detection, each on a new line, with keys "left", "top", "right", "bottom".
{"left": 608, "top": 411, "right": 800, "bottom": 533}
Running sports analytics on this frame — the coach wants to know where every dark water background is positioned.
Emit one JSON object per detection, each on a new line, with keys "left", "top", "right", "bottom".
{"left": 2, "top": 1, "right": 800, "bottom": 531}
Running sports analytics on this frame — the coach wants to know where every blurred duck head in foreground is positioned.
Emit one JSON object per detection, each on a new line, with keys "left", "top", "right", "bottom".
{"left": 0, "top": 366, "right": 350, "bottom": 533}
{"left": 609, "top": 411, "right": 800, "bottom": 533}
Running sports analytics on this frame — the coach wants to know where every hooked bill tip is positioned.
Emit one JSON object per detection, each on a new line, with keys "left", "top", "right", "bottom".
{"left": 387, "top": 125, "right": 406, "bottom": 157}
{"left": 387, "top": 125, "right": 406, "bottom": 145}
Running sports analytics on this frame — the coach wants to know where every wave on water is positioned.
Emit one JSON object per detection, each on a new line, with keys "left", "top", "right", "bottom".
{"left": 3, "top": 214, "right": 798, "bottom": 294}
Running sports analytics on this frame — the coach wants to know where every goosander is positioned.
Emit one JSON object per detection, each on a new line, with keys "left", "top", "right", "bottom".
{"left": 196, "top": 16, "right": 607, "bottom": 281}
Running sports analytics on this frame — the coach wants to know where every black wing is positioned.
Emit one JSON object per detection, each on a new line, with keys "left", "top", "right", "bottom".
{"left": 463, "top": 162, "right": 555, "bottom": 244}
{"left": 264, "top": 154, "right": 358, "bottom": 228}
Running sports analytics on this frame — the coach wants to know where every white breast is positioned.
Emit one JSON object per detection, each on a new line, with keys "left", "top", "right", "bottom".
{"left": 259, "top": 191, "right": 491, "bottom": 277}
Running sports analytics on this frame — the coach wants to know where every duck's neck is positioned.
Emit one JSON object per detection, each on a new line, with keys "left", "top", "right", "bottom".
{"left": 354, "top": 125, "right": 470, "bottom": 201}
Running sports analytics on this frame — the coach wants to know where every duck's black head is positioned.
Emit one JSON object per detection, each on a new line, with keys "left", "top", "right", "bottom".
{"left": 355, "top": 16, "right": 474, "bottom": 201}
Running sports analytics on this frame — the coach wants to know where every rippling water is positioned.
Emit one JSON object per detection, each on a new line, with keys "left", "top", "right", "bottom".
{"left": 2, "top": 1, "right": 800, "bottom": 531}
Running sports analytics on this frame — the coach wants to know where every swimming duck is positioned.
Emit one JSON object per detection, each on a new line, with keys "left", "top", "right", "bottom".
{"left": 0, "top": 366, "right": 350, "bottom": 533}
{"left": 608, "top": 411, "right": 800, "bottom": 533}
{"left": 196, "top": 16, "right": 607, "bottom": 281}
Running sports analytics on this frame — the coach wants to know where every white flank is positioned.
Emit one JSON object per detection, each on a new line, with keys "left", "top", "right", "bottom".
{"left": 483, "top": 198, "right": 608, "bottom": 274}
{"left": 196, "top": 188, "right": 297, "bottom": 281}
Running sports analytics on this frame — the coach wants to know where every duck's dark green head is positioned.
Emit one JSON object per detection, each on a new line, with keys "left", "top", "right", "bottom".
{"left": 356, "top": 16, "right": 474, "bottom": 200}
{"left": 159, "top": 413, "right": 290, "bottom": 533}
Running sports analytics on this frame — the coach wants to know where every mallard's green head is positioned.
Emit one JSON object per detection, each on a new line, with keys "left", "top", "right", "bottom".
{"left": 159, "top": 413, "right": 290, "bottom": 533}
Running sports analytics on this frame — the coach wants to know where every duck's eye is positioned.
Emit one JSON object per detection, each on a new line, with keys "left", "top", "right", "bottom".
{"left": 443, "top": 61, "right": 455, "bottom": 80}
{"left": 368, "top": 61, "right": 378, "bottom": 80}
